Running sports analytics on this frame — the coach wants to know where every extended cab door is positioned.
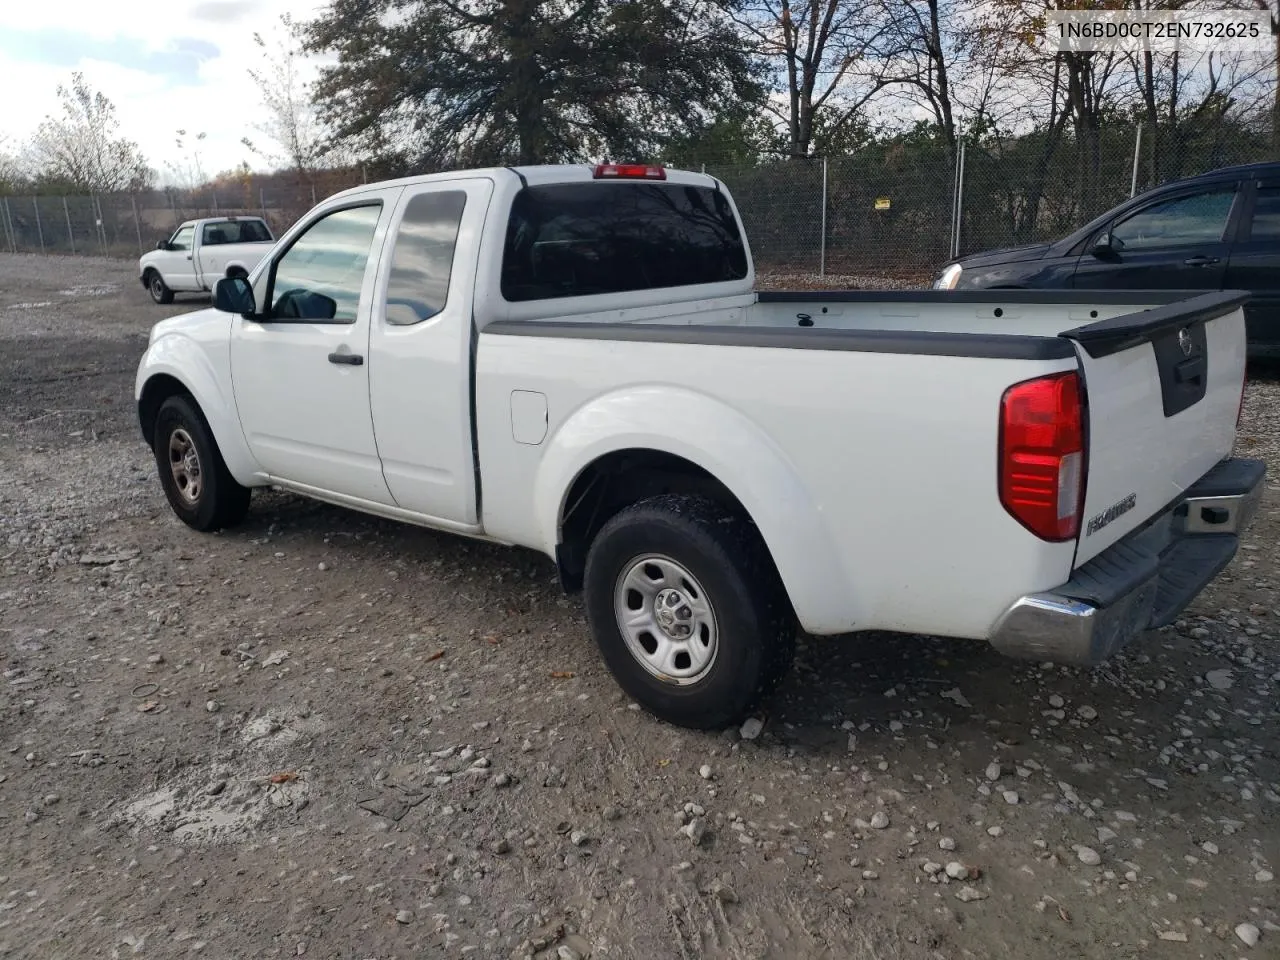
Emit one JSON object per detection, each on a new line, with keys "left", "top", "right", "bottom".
{"left": 229, "top": 189, "right": 403, "bottom": 505}
{"left": 1223, "top": 177, "right": 1280, "bottom": 354}
{"left": 1070, "top": 180, "right": 1242, "bottom": 292}
{"left": 160, "top": 223, "right": 201, "bottom": 291}
{"left": 366, "top": 177, "right": 494, "bottom": 524}
{"left": 194, "top": 221, "right": 229, "bottom": 289}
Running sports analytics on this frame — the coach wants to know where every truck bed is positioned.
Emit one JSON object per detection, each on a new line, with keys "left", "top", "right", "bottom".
{"left": 477, "top": 288, "right": 1249, "bottom": 638}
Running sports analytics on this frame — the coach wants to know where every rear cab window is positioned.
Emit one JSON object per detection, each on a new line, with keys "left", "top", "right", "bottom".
{"left": 203, "top": 219, "right": 273, "bottom": 245}
{"left": 500, "top": 182, "right": 747, "bottom": 302}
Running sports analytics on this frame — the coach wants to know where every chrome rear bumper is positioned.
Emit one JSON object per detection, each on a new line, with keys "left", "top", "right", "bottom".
{"left": 988, "top": 457, "right": 1265, "bottom": 667}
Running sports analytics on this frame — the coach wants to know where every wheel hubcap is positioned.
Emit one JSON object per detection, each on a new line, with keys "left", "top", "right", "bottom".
{"left": 152, "top": 278, "right": 162, "bottom": 298}
{"left": 167, "top": 428, "right": 202, "bottom": 505}
{"left": 614, "top": 555, "right": 718, "bottom": 685}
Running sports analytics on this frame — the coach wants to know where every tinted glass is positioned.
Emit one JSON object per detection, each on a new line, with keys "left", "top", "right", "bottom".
{"left": 385, "top": 191, "right": 467, "bottom": 325}
{"left": 501, "top": 182, "right": 747, "bottom": 302}
{"left": 270, "top": 204, "right": 381, "bottom": 322}
{"left": 1248, "top": 186, "right": 1280, "bottom": 240}
{"left": 170, "top": 226, "right": 194, "bottom": 251}
{"left": 1110, "top": 189, "right": 1235, "bottom": 250}
{"left": 203, "top": 219, "right": 272, "bottom": 245}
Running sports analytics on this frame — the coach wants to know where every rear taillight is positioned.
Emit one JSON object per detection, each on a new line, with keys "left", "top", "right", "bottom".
{"left": 999, "top": 371, "right": 1087, "bottom": 542}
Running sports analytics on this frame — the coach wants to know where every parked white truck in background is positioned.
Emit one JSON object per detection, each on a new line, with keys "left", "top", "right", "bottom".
{"left": 134, "top": 162, "right": 1264, "bottom": 729}
{"left": 138, "top": 216, "right": 275, "bottom": 305}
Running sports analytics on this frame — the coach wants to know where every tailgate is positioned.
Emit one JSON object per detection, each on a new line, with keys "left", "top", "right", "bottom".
{"left": 1062, "top": 291, "right": 1249, "bottom": 565}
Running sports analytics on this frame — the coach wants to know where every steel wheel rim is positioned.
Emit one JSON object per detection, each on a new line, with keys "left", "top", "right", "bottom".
{"left": 151, "top": 277, "right": 164, "bottom": 300}
{"left": 167, "top": 428, "right": 203, "bottom": 505}
{"left": 613, "top": 554, "right": 719, "bottom": 685}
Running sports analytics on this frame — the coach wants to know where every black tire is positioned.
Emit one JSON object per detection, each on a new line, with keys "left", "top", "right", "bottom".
{"left": 583, "top": 494, "right": 796, "bottom": 730}
{"left": 145, "top": 270, "right": 174, "bottom": 304}
{"left": 151, "top": 394, "right": 251, "bottom": 532}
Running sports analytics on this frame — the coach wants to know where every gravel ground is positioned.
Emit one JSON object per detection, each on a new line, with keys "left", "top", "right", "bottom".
{"left": 1, "top": 253, "right": 1278, "bottom": 960}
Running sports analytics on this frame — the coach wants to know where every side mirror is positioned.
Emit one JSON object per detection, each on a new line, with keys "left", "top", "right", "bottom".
{"left": 214, "top": 276, "right": 257, "bottom": 316}
{"left": 1090, "top": 233, "right": 1119, "bottom": 260}
{"left": 156, "top": 240, "right": 168, "bottom": 250}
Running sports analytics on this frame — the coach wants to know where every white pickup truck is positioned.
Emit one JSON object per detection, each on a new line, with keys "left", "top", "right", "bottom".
{"left": 138, "top": 216, "right": 275, "bottom": 305}
{"left": 134, "top": 163, "right": 1264, "bottom": 729}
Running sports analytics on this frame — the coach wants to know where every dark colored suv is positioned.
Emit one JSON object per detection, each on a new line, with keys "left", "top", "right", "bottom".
{"left": 932, "top": 162, "right": 1280, "bottom": 356}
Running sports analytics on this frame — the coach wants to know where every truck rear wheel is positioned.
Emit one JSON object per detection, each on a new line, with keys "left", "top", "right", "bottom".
{"left": 145, "top": 270, "right": 174, "bottom": 304}
{"left": 152, "top": 394, "right": 251, "bottom": 532}
{"left": 582, "top": 494, "right": 796, "bottom": 730}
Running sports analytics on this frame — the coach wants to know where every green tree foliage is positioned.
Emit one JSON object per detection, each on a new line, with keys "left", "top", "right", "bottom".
{"left": 302, "top": 0, "right": 767, "bottom": 167}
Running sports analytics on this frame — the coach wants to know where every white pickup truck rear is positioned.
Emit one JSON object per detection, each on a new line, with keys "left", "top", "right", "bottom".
{"left": 134, "top": 163, "right": 1264, "bottom": 729}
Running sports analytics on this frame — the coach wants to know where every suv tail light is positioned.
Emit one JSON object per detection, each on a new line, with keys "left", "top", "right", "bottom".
{"left": 999, "top": 371, "right": 1087, "bottom": 541}
{"left": 593, "top": 163, "right": 666, "bottom": 180}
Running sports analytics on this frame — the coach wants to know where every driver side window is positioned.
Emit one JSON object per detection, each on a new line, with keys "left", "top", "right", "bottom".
{"left": 1108, "top": 188, "right": 1235, "bottom": 251}
{"left": 170, "top": 225, "right": 195, "bottom": 251}
{"left": 268, "top": 203, "right": 382, "bottom": 323}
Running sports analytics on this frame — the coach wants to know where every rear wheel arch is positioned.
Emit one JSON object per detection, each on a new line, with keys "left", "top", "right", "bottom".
{"left": 555, "top": 448, "right": 777, "bottom": 591}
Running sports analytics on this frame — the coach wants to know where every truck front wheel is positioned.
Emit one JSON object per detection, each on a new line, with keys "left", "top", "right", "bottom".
{"left": 582, "top": 494, "right": 796, "bottom": 730}
{"left": 145, "top": 270, "right": 174, "bottom": 304}
{"left": 151, "top": 394, "right": 251, "bottom": 531}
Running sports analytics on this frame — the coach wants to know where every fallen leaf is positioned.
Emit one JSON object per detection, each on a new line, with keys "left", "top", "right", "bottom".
{"left": 550, "top": 671, "right": 575, "bottom": 679}
{"left": 269, "top": 771, "right": 299, "bottom": 784}
{"left": 658, "top": 758, "right": 671, "bottom": 767}
{"left": 136, "top": 701, "right": 159, "bottom": 713}
{"left": 426, "top": 650, "right": 445, "bottom": 661}
{"left": 484, "top": 635, "right": 500, "bottom": 645}
{"left": 1057, "top": 905, "right": 1071, "bottom": 923}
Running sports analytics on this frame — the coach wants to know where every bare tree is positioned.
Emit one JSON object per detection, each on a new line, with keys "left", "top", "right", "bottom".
{"left": 241, "top": 13, "right": 333, "bottom": 176}
{"left": 721, "top": 0, "right": 895, "bottom": 158}
{"left": 0, "top": 135, "right": 28, "bottom": 191}
{"left": 27, "top": 72, "right": 152, "bottom": 191}
{"left": 166, "top": 129, "right": 208, "bottom": 189}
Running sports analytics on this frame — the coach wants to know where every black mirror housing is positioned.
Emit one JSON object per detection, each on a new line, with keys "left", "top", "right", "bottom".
{"left": 156, "top": 240, "right": 167, "bottom": 250}
{"left": 1090, "top": 234, "right": 1119, "bottom": 260}
{"left": 215, "top": 276, "right": 257, "bottom": 316}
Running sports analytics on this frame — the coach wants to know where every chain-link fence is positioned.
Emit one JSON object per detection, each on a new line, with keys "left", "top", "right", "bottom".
{"left": 2, "top": 124, "right": 1275, "bottom": 284}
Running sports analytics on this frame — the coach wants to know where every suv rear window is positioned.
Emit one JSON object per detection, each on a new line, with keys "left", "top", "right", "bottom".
{"left": 501, "top": 182, "right": 747, "bottom": 302}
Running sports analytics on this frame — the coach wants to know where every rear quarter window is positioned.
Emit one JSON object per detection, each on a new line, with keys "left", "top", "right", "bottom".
{"left": 500, "top": 182, "right": 747, "bottom": 302}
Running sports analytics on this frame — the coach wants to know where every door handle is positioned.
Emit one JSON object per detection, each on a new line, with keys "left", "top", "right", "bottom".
{"left": 1183, "top": 255, "right": 1220, "bottom": 266}
{"left": 328, "top": 352, "right": 364, "bottom": 366}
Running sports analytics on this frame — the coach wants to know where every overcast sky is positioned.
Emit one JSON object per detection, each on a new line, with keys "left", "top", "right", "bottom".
{"left": 0, "top": 0, "right": 333, "bottom": 182}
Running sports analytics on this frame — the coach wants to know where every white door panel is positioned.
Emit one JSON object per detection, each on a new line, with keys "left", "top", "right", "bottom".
{"left": 368, "top": 177, "right": 492, "bottom": 523}
{"left": 230, "top": 190, "right": 403, "bottom": 504}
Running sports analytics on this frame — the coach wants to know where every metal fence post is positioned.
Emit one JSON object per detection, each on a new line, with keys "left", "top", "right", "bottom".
{"left": 1130, "top": 124, "right": 1143, "bottom": 198}
{"left": 132, "top": 194, "right": 143, "bottom": 252}
{"left": 212, "top": 191, "right": 220, "bottom": 216}
{"left": 260, "top": 187, "right": 267, "bottom": 223}
{"left": 33, "top": 197, "right": 45, "bottom": 253}
{"left": 310, "top": 183, "right": 317, "bottom": 207}
{"left": 1, "top": 197, "right": 14, "bottom": 253}
{"left": 62, "top": 197, "right": 76, "bottom": 255}
{"left": 950, "top": 141, "right": 967, "bottom": 259}
{"left": 94, "top": 195, "right": 107, "bottom": 254}
{"left": 819, "top": 156, "right": 828, "bottom": 277}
